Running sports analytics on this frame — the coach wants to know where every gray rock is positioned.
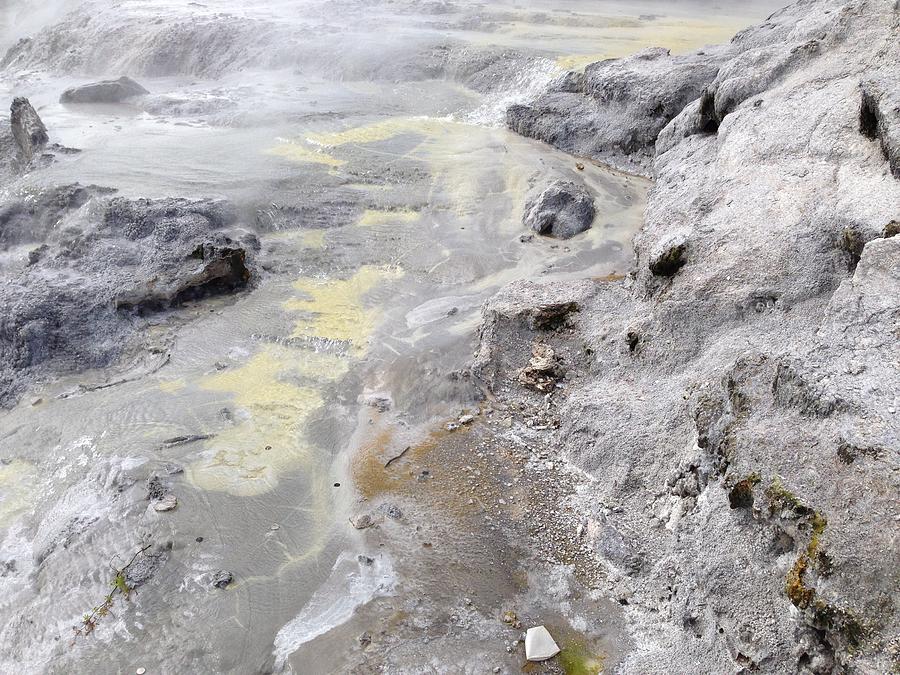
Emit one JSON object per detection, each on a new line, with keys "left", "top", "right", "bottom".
{"left": 523, "top": 180, "right": 594, "bottom": 239}
{"left": 60, "top": 76, "right": 149, "bottom": 104}
{"left": 10, "top": 97, "right": 48, "bottom": 165}
{"left": 124, "top": 547, "right": 169, "bottom": 588}
{"left": 211, "top": 570, "right": 233, "bottom": 589}
{"left": 507, "top": 47, "right": 726, "bottom": 175}
{"left": 0, "top": 195, "right": 254, "bottom": 407}
{"left": 152, "top": 494, "right": 177, "bottom": 512}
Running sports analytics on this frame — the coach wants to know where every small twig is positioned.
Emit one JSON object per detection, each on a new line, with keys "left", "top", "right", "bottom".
{"left": 72, "top": 545, "right": 151, "bottom": 643}
{"left": 384, "top": 446, "right": 411, "bottom": 468}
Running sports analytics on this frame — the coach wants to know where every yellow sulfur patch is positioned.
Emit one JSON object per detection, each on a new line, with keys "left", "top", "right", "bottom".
{"left": 300, "top": 229, "right": 327, "bottom": 249}
{"left": 186, "top": 345, "right": 337, "bottom": 496}
{"left": 0, "top": 459, "right": 35, "bottom": 526}
{"left": 285, "top": 265, "right": 404, "bottom": 355}
{"left": 357, "top": 208, "right": 420, "bottom": 228}
{"left": 556, "top": 17, "right": 752, "bottom": 71}
{"left": 306, "top": 117, "right": 455, "bottom": 148}
{"left": 158, "top": 378, "right": 187, "bottom": 393}
{"left": 266, "top": 140, "right": 345, "bottom": 167}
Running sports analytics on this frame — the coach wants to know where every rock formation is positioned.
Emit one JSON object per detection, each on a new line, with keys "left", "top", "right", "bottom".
{"left": 0, "top": 194, "right": 256, "bottom": 405}
{"left": 9, "top": 97, "right": 48, "bottom": 165}
{"left": 60, "top": 76, "right": 149, "bottom": 104}
{"left": 522, "top": 179, "right": 595, "bottom": 239}
{"left": 484, "top": 0, "right": 900, "bottom": 672}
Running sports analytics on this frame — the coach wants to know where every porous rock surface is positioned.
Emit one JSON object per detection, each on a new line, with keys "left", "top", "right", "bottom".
{"left": 481, "top": 0, "right": 900, "bottom": 672}
{"left": 0, "top": 190, "right": 256, "bottom": 406}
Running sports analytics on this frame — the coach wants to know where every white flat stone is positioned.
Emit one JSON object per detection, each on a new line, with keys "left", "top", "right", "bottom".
{"left": 152, "top": 494, "right": 177, "bottom": 512}
{"left": 525, "top": 625, "right": 560, "bottom": 661}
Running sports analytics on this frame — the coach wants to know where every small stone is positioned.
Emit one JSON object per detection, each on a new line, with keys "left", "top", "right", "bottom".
{"left": 211, "top": 570, "right": 233, "bottom": 589}
{"left": 351, "top": 513, "right": 374, "bottom": 529}
{"left": 446, "top": 422, "right": 460, "bottom": 432}
{"left": 459, "top": 414, "right": 475, "bottom": 425}
{"left": 152, "top": 494, "right": 177, "bottom": 512}
{"left": 136, "top": 669, "right": 146, "bottom": 675}
{"left": 357, "top": 555, "right": 375, "bottom": 565}
{"left": 525, "top": 625, "right": 560, "bottom": 661}
{"left": 358, "top": 631, "right": 372, "bottom": 647}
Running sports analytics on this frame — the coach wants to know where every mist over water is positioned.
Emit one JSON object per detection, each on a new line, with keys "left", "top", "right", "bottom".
{"left": 0, "top": 0, "right": 787, "bottom": 672}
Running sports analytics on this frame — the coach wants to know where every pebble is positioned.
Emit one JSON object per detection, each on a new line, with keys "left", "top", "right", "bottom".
{"left": 136, "top": 669, "right": 146, "bottom": 675}
{"left": 459, "top": 414, "right": 475, "bottom": 425}
{"left": 152, "top": 494, "right": 177, "bottom": 512}
{"left": 211, "top": 570, "right": 233, "bottom": 589}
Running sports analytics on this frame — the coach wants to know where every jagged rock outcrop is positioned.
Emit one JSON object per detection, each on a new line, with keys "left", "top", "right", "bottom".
{"left": 9, "top": 97, "right": 47, "bottom": 165}
{"left": 0, "top": 194, "right": 256, "bottom": 405}
{"left": 507, "top": 46, "right": 727, "bottom": 175}
{"left": 60, "top": 76, "right": 149, "bottom": 104}
{"left": 486, "top": 0, "right": 900, "bottom": 672}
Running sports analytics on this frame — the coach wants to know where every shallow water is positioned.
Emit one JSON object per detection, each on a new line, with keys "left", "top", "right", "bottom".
{"left": 0, "top": 0, "right": 786, "bottom": 672}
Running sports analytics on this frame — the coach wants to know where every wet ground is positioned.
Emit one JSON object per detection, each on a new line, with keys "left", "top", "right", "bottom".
{"left": 0, "top": 0, "right": 787, "bottom": 672}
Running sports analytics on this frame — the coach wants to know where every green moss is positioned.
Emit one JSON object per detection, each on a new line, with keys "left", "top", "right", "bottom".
{"left": 781, "top": 487, "right": 827, "bottom": 610}
{"left": 812, "top": 601, "right": 868, "bottom": 650}
{"left": 766, "top": 477, "right": 812, "bottom": 517}
{"left": 558, "top": 637, "right": 606, "bottom": 675}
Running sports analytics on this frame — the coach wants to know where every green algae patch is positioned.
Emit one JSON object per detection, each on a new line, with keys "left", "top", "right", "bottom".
{"left": 767, "top": 479, "right": 869, "bottom": 648}
{"left": 558, "top": 636, "right": 606, "bottom": 675}
{"left": 785, "top": 510, "right": 827, "bottom": 609}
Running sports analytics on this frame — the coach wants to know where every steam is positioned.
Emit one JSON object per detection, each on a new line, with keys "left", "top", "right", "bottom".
{"left": 0, "top": 0, "right": 77, "bottom": 51}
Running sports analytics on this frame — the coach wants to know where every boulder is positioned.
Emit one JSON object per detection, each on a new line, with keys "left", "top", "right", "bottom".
{"left": 10, "top": 97, "right": 48, "bottom": 164}
{"left": 523, "top": 180, "right": 594, "bottom": 239}
{"left": 60, "top": 76, "right": 149, "bottom": 104}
